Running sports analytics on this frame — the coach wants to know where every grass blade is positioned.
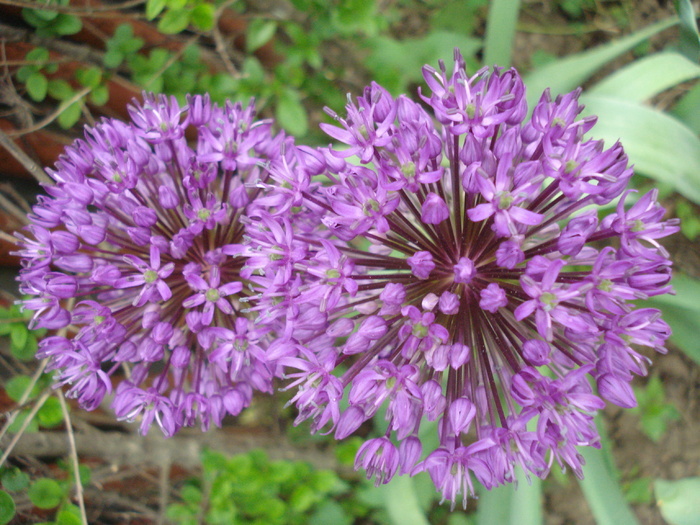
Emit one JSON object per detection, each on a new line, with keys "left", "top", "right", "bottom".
{"left": 580, "top": 94, "right": 700, "bottom": 204}
{"left": 578, "top": 446, "right": 640, "bottom": 525}
{"left": 524, "top": 17, "right": 678, "bottom": 108}
{"left": 476, "top": 469, "right": 543, "bottom": 525}
{"left": 590, "top": 51, "right": 700, "bottom": 102}
{"left": 483, "top": 0, "right": 522, "bottom": 68}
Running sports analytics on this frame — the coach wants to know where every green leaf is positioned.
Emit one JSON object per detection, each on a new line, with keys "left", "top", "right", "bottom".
{"left": 580, "top": 95, "right": 700, "bottom": 205}
{"left": 289, "top": 484, "right": 316, "bottom": 513}
{"left": 524, "top": 16, "right": 678, "bottom": 108}
{"left": 647, "top": 273, "right": 700, "bottom": 365}
{"left": 28, "top": 478, "right": 64, "bottom": 509}
{"left": 477, "top": 467, "right": 543, "bottom": 525}
{"left": 103, "top": 49, "right": 125, "bottom": 69}
{"left": 577, "top": 446, "right": 640, "bottom": 525}
{"left": 75, "top": 67, "right": 102, "bottom": 89}
{"left": 16, "top": 65, "right": 36, "bottom": 83}
{"left": 26, "top": 47, "right": 50, "bottom": 63}
{"left": 9, "top": 323, "right": 28, "bottom": 353}
{"left": 5, "top": 374, "right": 38, "bottom": 402}
{"left": 13, "top": 332, "right": 37, "bottom": 361}
{"left": 56, "top": 505, "right": 83, "bottom": 525}
{"left": 58, "top": 101, "right": 83, "bottom": 129}
{"left": 590, "top": 51, "right": 700, "bottom": 102}
{"left": 8, "top": 410, "right": 39, "bottom": 434}
{"left": 48, "top": 79, "right": 74, "bottom": 100}
{"left": 655, "top": 477, "right": 700, "bottom": 525}
{"left": 675, "top": 0, "right": 700, "bottom": 62}
{"left": 190, "top": 3, "right": 215, "bottom": 31}
{"left": 246, "top": 19, "right": 277, "bottom": 52}
{"left": 52, "top": 14, "right": 82, "bottom": 36}
{"left": 158, "top": 8, "right": 190, "bottom": 35}
{"left": 482, "top": 0, "right": 521, "bottom": 67}
{"left": 146, "top": 0, "right": 167, "bottom": 20}
{"left": 37, "top": 396, "right": 64, "bottom": 428}
{"left": 0, "top": 490, "right": 15, "bottom": 525}
{"left": 2, "top": 468, "right": 30, "bottom": 493}
{"left": 26, "top": 72, "right": 48, "bottom": 102}
{"left": 276, "top": 88, "right": 308, "bottom": 136}
{"left": 90, "top": 85, "right": 109, "bottom": 106}
{"left": 382, "top": 475, "right": 430, "bottom": 525}
{"left": 309, "top": 500, "right": 352, "bottom": 525}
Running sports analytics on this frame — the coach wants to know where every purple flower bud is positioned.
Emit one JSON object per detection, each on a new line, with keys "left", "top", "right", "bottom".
{"left": 399, "top": 436, "right": 422, "bottom": 475}
{"left": 335, "top": 405, "right": 367, "bottom": 439}
{"left": 407, "top": 251, "right": 435, "bottom": 280}
{"left": 479, "top": 283, "right": 507, "bottom": 313}
{"left": 453, "top": 257, "right": 474, "bottom": 284}
{"left": 450, "top": 343, "right": 471, "bottom": 369}
{"left": 438, "top": 291, "right": 460, "bottom": 315}
{"left": 596, "top": 373, "right": 637, "bottom": 408}
{"left": 51, "top": 231, "right": 80, "bottom": 254}
{"left": 133, "top": 206, "right": 158, "bottom": 227}
{"left": 449, "top": 397, "right": 476, "bottom": 435}
{"left": 421, "top": 193, "right": 449, "bottom": 224}
{"left": 158, "top": 185, "right": 179, "bottom": 209}
{"left": 522, "top": 339, "right": 550, "bottom": 366}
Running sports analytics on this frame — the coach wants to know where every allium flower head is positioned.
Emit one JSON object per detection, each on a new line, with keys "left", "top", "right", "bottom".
{"left": 251, "top": 51, "right": 679, "bottom": 505}
{"left": 15, "top": 93, "right": 294, "bottom": 436}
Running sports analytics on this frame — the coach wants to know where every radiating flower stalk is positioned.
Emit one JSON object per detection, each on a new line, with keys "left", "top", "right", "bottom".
{"left": 245, "top": 50, "right": 679, "bottom": 506}
{"left": 15, "top": 50, "right": 679, "bottom": 507}
{"left": 15, "top": 94, "right": 296, "bottom": 436}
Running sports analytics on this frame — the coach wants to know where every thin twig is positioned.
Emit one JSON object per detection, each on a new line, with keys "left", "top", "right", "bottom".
{"left": 0, "top": 390, "right": 50, "bottom": 469}
{"left": 156, "top": 453, "right": 171, "bottom": 525}
{"left": 7, "top": 87, "right": 91, "bottom": 137}
{"left": 0, "top": 129, "right": 51, "bottom": 184}
{"left": 58, "top": 391, "right": 88, "bottom": 525}
{"left": 212, "top": 0, "right": 241, "bottom": 78}
{"left": 0, "top": 183, "right": 32, "bottom": 213}
{"left": 0, "top": 0, "right": 146, "bottom": 15}
{"left": 0, "top": 191, "right": 30, "bottom": 227}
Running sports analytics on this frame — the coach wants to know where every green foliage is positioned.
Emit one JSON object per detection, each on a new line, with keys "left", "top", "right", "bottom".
{"left": 675, "top": 199, "right": 700, "bottom": 240}
{"left": 622, "top": 473, "right": 654, "bottom": 505}
{"left": 145, "top": 0, "right": 216, "bottom": 33}
{"left": 631, "top": 375, "right": 681, "bottom": 443}
{"left": 655, "top": 477, "right": 700, "bottom": 525}
{"left": 167, "top": 448, "right": 378, "bottom": 525}
{"left": 0, "top": 490, "right": 15, "bottom": 525}
{"left": 22, "top": 0, "right": 82, "bottom": 38}
{"left": 28, "top": 478, "right": 65, "bottom": 509}
{"left": 104, "top": 24, "right": 145, "bottom": 68}
{"left": 0, "top": 304, "right": 42, "bottom": 361}
{"left": 2, "top": 468, "right": 30, "bottom": 493}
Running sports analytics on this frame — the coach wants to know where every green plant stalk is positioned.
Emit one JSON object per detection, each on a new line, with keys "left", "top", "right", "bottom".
{"left": 483, "top": 0, "right": 522, "bottom": 68}
{"left": 578, "top": 417, "right": 640, "bottom": 525}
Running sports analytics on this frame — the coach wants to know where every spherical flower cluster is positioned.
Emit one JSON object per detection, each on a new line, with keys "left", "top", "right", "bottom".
{"left": 15, "top": 93, "right": 294, "bottom": 436}
{"left": 248, "top": 51, "right": 679, "bottom": 506}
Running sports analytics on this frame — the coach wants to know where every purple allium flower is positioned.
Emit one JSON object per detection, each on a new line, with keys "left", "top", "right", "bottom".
{"left": 15, "top": 93, "right": 295, "bottom": 436}
{"left": 249, "top": 51, "right": 679, "bottom": 505}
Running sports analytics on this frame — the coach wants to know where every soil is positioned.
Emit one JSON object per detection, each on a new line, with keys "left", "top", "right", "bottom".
{"left": 0, "top": 1, "right": 699, "bottom": 524}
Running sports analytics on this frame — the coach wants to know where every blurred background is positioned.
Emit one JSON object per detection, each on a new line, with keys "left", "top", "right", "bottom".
{"left": 0, "top": 0, "right": 699, "bottom": 523}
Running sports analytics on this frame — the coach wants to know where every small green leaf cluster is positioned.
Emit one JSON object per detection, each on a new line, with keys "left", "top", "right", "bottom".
{"left": 0, "top": 304, "right": 43, "bottom": 361}
{"left": 0, "top": 461, "right": 90, "bottom": 525}
{"left": 21, "top": 0, "right": 81, "bottom": 38}
{"left": 167, "top": 449, "right": 375, "bottom": 525}
{"left": 631, "top": 375, "right": 681, "bottom": 443}
{"left": 146, "top": 0, "right": 216, "bottom": 34}
{"left": 15, "top": 47, "right": 108, "bottom": 129}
